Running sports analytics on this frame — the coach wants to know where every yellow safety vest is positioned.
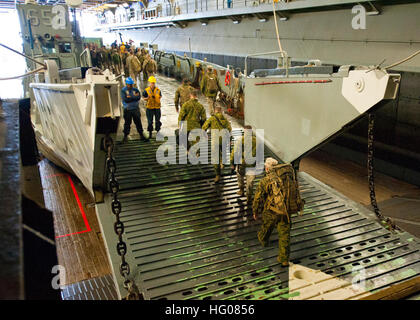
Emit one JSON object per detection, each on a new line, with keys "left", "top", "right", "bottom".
{"left": 145, "top": 87, "right": 161, "bottom": 109}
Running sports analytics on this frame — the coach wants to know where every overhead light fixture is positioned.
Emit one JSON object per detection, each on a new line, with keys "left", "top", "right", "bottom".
{"left": 259, "top": 18, "right": 267, "bottom": 22}
{"left": 201, "top": 22, "right": 208, "bottom": 26}
{"left": 276, "top": 12, "right": 288, "bottom": 21}
{"left": 366, "top": 1, "right": 380, "bottom": 15}
{"left": 166, "top": 25, "right": 170, "bottom": 28}
{"left": 175, "top": 21, "right": 188, "bottom": 28}
{"left": 233, "top": 20, "right": 240, "bottom": 24}
{"left": 366, "top": 9, "right": 380, "bottom": 16}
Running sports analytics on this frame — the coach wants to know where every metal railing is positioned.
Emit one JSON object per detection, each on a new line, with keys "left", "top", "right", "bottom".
{"left": 96, "top": 0, "right": 296, "bottom": 26}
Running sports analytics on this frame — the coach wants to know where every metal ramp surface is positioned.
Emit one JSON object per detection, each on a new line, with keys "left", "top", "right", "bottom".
{"left": 95, "top": 133, "right": 420, "bottom": 300}
{"left": 61, "top": 274, "right": 118, "bottom": 300}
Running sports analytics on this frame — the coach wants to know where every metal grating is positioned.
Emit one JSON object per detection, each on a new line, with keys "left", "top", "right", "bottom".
{"left": 60, "top": 274, "right": 118, "bottom": 300}
{"left": 114, "top": 130, "right": 275, "bottom": 190}
{"left": 96, "top": 133, "right": 420, "bottom": 300}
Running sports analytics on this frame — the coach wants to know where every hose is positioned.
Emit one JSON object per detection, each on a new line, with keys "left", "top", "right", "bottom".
{"left": 0, "top": 42, "right": 47, "bottom": 69}
{"left": 272, "top": 1, "right": 284, "bottom": 55}
{"left": 0, "top": 67, "right": 45, "bottom": 81}
{"left": 384, "top": 48, "right": 420, "bottom": 70}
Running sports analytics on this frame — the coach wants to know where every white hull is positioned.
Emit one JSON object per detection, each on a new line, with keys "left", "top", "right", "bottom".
{"left": 30, "top": 69, "right": 121, "bottom": 196}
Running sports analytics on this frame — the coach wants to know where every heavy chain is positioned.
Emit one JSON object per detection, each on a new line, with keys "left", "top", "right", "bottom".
{"left": 104, "top": 135, "right": 141, "bottom": 300}
{"left": 367, "top": 113, "right": 400, "bottom": 232}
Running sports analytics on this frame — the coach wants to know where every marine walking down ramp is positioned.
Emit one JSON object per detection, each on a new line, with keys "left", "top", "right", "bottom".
{"left": 94, "top": 73, "right": 420, "bottom": 300}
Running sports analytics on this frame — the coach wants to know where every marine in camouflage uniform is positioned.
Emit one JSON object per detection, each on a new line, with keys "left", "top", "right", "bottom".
{"left": 142, "top": 54, "right": 157, "bottom": 83}
{"left": 111, "top": 49, "right": 122, "bottom": 75}
{"left": 230, "top": 125, "right": 257, "bottom": 204}
{"left": 200, "top": 65, "right": 221, "bottom": 115}
{"left": 252, "top": 158, "right": 292, "bottom": 266}
{"left": 121, "top": 51, "right": 129, "bottom": 78}
{"left": 202, "top": 104, "right": 232, "bottom": 183}
{"left": 178, "top": 89, "right": 207, "bottom": 150}
{"left": 126, "top": 50, "right": 142, "bottom": 88}
{"left": 174, "top": 79, "right": 194, "bottom": 113}
{"left": 100, "top": 46, "right": 111, "bottom": 70}
{"left": 137, "top": 48, "right": 147, "bottom": 68}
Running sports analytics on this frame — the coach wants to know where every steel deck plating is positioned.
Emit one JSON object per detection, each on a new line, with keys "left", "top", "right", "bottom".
{"left": 95, "top": 132, "right": 420, "bottom": 300}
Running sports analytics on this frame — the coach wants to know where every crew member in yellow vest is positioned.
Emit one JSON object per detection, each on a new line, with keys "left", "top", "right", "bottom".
{"left": 142, "top": 76, "right": 162, "bottom": 139}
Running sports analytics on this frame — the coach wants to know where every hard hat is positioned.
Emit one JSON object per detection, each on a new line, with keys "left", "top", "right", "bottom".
{"left": 125, "top": 77, "right": 134, "bottom": 85}
{"left": 195, "top": 61, "right": 201, "bottom": 67}
{"left": 207, "top": 65, "right": 213, "bottom": 70}
{"left": 148, "top": 76, "right": 156, "bottom": 83}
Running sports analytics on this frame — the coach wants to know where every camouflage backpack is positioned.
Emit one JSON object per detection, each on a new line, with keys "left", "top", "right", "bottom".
{"left": 180, "top": 85, "right": 192, "bottom": 105}
{"left": 265, "top": 163, "right": 305, "bottom": 221}
{"left": 207, "top": 75, "right": 219, "bottom": 94}
{"left": 132, "top": 57, "right": 141, "bottom": 73}
{"left": 145, "top": 60, "right": 156, "bottom": 73}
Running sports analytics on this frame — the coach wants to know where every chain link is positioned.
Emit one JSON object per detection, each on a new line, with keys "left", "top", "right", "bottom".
{"left": 367, "top": 113, "right": 400, "bottom": 232}
{"left": 104, "top": 135, "right": 141, "bottom": 300}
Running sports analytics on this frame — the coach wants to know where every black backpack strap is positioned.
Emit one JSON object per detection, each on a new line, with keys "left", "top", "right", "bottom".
{"left": 214, "top": 114, "right": 225, "bottom": 128}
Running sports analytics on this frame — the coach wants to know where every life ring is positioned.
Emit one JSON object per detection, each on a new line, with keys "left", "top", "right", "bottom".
{"left": 225, "top": 70, "right": 231, "bottom": 86}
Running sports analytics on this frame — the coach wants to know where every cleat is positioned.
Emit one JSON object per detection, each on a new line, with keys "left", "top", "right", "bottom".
{"left": 214, "top": 175, "right": 220, "bottom": 183}
{"left": 140, "top": 134, "right": 149, "bottom": 141}
{"left": 122, "top": 135, "right": 128, "bottom": 143}
{"left": 236, "top": 190, "right": 244, "bottom": 196}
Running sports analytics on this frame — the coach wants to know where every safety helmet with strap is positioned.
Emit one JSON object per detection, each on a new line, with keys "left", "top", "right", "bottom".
{"left": 125, "top": 77, "right": 134, "bottom": 85}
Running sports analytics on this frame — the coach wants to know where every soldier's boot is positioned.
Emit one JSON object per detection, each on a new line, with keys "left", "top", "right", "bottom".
{"left": 122, "top": 135, "right": 128, "bottom": 143}
{"left": 214, "top": 175, "right": 220, "bottom": 183}
{"left": 236, "top": 189, "right": 244, "bottom": 196}
{"left": 277, "top": 256, "right": 289, "bottom": 267}
{"left": 139, "top": 132, "right": 149, "bottom": 141}
{"left": 258, "top": 237, "right": 269, "bottom": 247}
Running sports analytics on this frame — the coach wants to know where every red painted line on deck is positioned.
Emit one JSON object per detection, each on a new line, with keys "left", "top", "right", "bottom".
{"left": 46, "top": 173, "right": 92, "bottom": 238}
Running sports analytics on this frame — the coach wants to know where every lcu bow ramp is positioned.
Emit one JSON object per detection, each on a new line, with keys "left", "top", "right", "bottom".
{"left": 95, "top": 132, "right": 420, "bottom": 300}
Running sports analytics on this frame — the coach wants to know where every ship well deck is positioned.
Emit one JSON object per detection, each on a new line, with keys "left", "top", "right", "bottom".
{"left": 35, "top": 74, "right": 420, "bottom": 300}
